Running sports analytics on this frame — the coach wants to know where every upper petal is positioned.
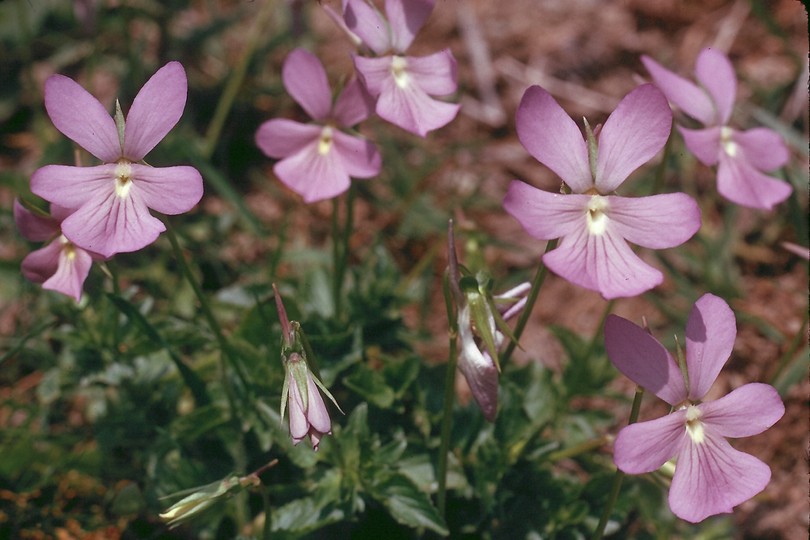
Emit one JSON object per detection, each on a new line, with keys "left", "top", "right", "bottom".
{"left": 641, "top": 55, "right": 716, "bottom": 126}
{"left": 716, "top": 152, "right": 793, "bottom": 210}
{"left": 332, "top": 130, "right": 381, "bottom": 178}
{"left": 44, "top": 74, "right": 120, "bottom": 162}
{"left": 60, "top": 189, "right": 165, "bottom": 257}
{"left": 255, "top": 119, "right": 321, "bottom": 158}
{"left": 14, "top": 199, "right": 60, "bottom": 242}
{"left": 669, "top": 430, "right": 771, "bottom": 523}
{"left": 333, "top": 77, "right": 375, "bottom": 127}
{"left": 42, "top": 244, "right": 93, "bottom": 302}
{"left": 678, "top": 126, "right": 722, "bottom": 166}
{"left": 604, "top": 314, "right": 687, "bottom": 406}
{"left": 516, "top": 86, "right": 592, "bottom": 193}
{"left": 542, "top": 225, "right": 664, "bottom": 299}
{"left": 694, "top": 48, "right": 736, "bottom": 126}
{"left": 503, "top": 182, "right": 589, "bottom": 240}
{"left": 344, "top": 0, "right": 391, "bottom": 55}
{"left": 282, "top": 49, "right": 332, "bottom": 122}
{"left": 606, "top": 193, "right": 700, "bottom": 249}
{"left": 731, "top": 127, "right": 789, "bottom": 171}
{"left": 685, "top": 293, "right": 736, "bottom": 400}
{"left": 130, "top": 164, "right": 203, "bottom": 215}
{"left": 595, "top": 84, "right": 672, "bottom": 193}
{"left": 405, "top": 50, "right": 458, "bottom": 96}
{"left": 385, "top": 0, "right": 434, "bottom": 52}
{"left": 613, "top": 412, "right": 686, "bottom": 474}
{"left": 700, "top": 383, "right": 784, "bottom": 438}
{"left": 124, "top": 62, "right": 188, "bottom": 161}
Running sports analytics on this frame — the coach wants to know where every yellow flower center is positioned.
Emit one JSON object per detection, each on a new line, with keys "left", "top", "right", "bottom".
{"left": 114, "top": 159, "right": 133, "bottom": 198}
{"left": 684, "top": 404, "right": 705, "bottom": 444}
{"left": 318, "top": 126, "right": 334, "bottom": 155}
{"left": 720, "top": 126, "right": 738, "bottom": 158}
{"left": 391, "top": 56, "right": 409, "bottom": 89}
{"left": 586, "top": 195, "right": 609, "bottom": 235}
{"left": 59, "top": 235, "right": 76, "bottom": 260}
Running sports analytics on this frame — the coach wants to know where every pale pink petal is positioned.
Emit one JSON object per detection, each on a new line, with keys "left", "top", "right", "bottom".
{"left": 31, "top": 164, "right": 117, "bottom": 210}
{"left": 309, "top": 430, "right": 323, "bottom": 450}
{"left": 333, "top": 78, "right": 375, "bottom": 127}
{"left": 731, "top": 127, "right": 789, "bottom": 171}
{"left": 373, "top": 70, "right": 459, "bottom": 136}
{"left": 304, "top": 372, "right": 331, "bottom": 435}
{"left": 42, "top": 244, "right": 93, "bottom": 302}
{"left": 385, "top": 0, "right": 434, "bottom": 52}
{"left": 716, "top": 152, "right": 793, "bottom": 210}
{"left": 123, "top": 62, "right": 187, "bottom": 161}
{"left": 322, "top": 4, "right": 363, "bottom": 47}
{"left": 332, "top": 130, "right": 381, "bottom": 178}
{"left": 685, "top": 293, "right": 736, "bottom": 400}
{"left": 694, "top": 48, "right": 736, "bottom": 126}
{"left": 60, "top": 189, "right": 165, "bottom": 257}
{"left": 700, "top": 383, "right": 784, "bottom": 438}
{"left": 353, "top": 55, "right": 392, "bottom": 97}
{"left": 255, "top": 119, "right": 321, "bottom": 158}
{"left": 457, "top": 305, "right": 498, "bottom": 422}
{"left": 130, "top": 164, "right": 203, "bottom": 215}
{"left": 515, "top": 86, "right": 591, "bottom": 193}
{"left": 406, "top": 50, "right": 458, "bottom": 95}
{"left": 21, "top": 241, "right": 62, "bottom": 284}
{"left": 641, "top": 55, "right": 716, "bottom": 126}
{"left": 606, "top": 193, "right": 700, "bottom": 249}
{"left": 282, "top": 49, "right": 332, "bottom": 122}
{"left": 542, "top": 225, "right": 664, "bottom": 299}
{"left": 503, "top": 182, "right": 589, "bottom": 239}
{"left": 678, "top": 126, "right": 721, "bottom": 166}
{"left": 669, "top": 430, "right": 771, "bottom": 523}
{"left": 604, "top": 315, "right": 686, "bottom": 406}
{"left": 344, "top": 0, "right": 391, "bottom": 55}
{"left": 14, "top": 200, "right": 60, "bottom": 242}
{"left": 273, "top": 142, "right": 351, "bottom": 203}
{"left": 44, "top": 74, "right": 120, "bottom": 162}
{"left": 287, "top": 377, "right": 309, "bottom": 443}
{"left": 595, "top": 84, "right": 672, "bottom": 193}
{"left": 613, "top": 412, "right": 686, "bottom": 474}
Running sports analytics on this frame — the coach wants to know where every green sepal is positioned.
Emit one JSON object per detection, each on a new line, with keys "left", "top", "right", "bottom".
{"left": 288, "top": 353, "right": 311, "bottom": 413}
{"left": 583, "top": 117, "right": 598, "bottom": 181}
{"left": 466, "top": 290, "right": 500, "bottom": 372}
{"left": 114, "top": 99, "right": 126, "bottom": 155}
{"left": 159, "top": 473, "right": 242, "bottom": 528}
{"left": 310, "top": 369, "right": 344, "bottom": 415}
{"left": 486, "top": 294, "right": 520, "bottom": 351}
{"left": 673, "top": 334, "right": 689, "bottom": 395}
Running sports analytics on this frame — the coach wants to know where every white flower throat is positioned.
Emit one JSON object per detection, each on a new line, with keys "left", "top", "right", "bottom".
{"left": 391, "top": 56, "right": 409, "bottom": 89}
{"left": 684, "top": 404, "right": 705, "bottom": 444}
{"left": 720, "top": 126, "right": 738, "bottom": 158}
{"left": 586, "top": 195, "right": 609, "bottom": 235}
{"left": 318, "top": 126, "right": 334, "bottom": 155}
{"left": 114, "top": 159, "right": 133, "bottom": 198}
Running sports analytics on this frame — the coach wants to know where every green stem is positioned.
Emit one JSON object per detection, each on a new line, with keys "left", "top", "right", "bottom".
{"left": 547, "top": 435, "right": 611, "bottom": 463}
{"left": 769, "top": 307, "right": 809, "bottom": 385}
{"left": 500, "top": 238, "right": 558, "bottom": 365}
{"left": 332, "top": 185, "right": 355, "bottom": 318}
{"left": 581, "top": 299, "right": 615, "bottom": 361}
{"left": 106, "top": 260, "right": 122, "bottom": 359}
{"left": 437, "top": 275, "right": 459, "bottom": 517}
{"left": 592, "top": 386, "right": 644, "bottom": 540}
{"left": 164, "top": 219, "right": 249, "bottom": 527}
{"left": 200, "top": 0, "right": 276, "bottom": 159}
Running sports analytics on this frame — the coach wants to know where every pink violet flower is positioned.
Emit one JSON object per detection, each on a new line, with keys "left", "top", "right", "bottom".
{"left": 604, "top": 293, "right": 784, "bottom": 523}
{"left": 255, "top": 48, "right": 381, "bottom": 203}
{"left": 343, "top": 0, "right": 460, "bottom": 137}
{"left": 503, "top": 84, "right": 701, "bottom": 299}
{"left": 30, "top": 62, "right": 204, "bottom": 258}
{"left": 447, "top": 221, "right": 528, "bottom": 421}
{"left": 14, "top": 199, "right": 101, "bottom": 302}
{"left": 642, "top": 48, "right": 792, "bottom": 210}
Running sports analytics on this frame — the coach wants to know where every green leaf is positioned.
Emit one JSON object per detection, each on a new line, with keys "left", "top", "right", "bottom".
{"left": 370, "top": 473, "right": 448, "bottom": 536}
{"left": 343, "top": 365, "right": 395, "bottom": 408}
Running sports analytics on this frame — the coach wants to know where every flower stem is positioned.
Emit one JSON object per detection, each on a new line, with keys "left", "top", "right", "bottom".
{"left": 332, "top": 184, "right": 355, "bottom": 318}
{"left": 437, "top": 274, "right": 459, "bottom": 517}
{"left": 201, "top": 0, "right": 276, "bottom": 159}
{"left": 582, "top": 299, "right": 615, "bottom": 361}
{"left": 500, "top": 238, "right": 558, "bottom": 365}
{"left": 592, "top": 386, "right": 644, "bottom": 540}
